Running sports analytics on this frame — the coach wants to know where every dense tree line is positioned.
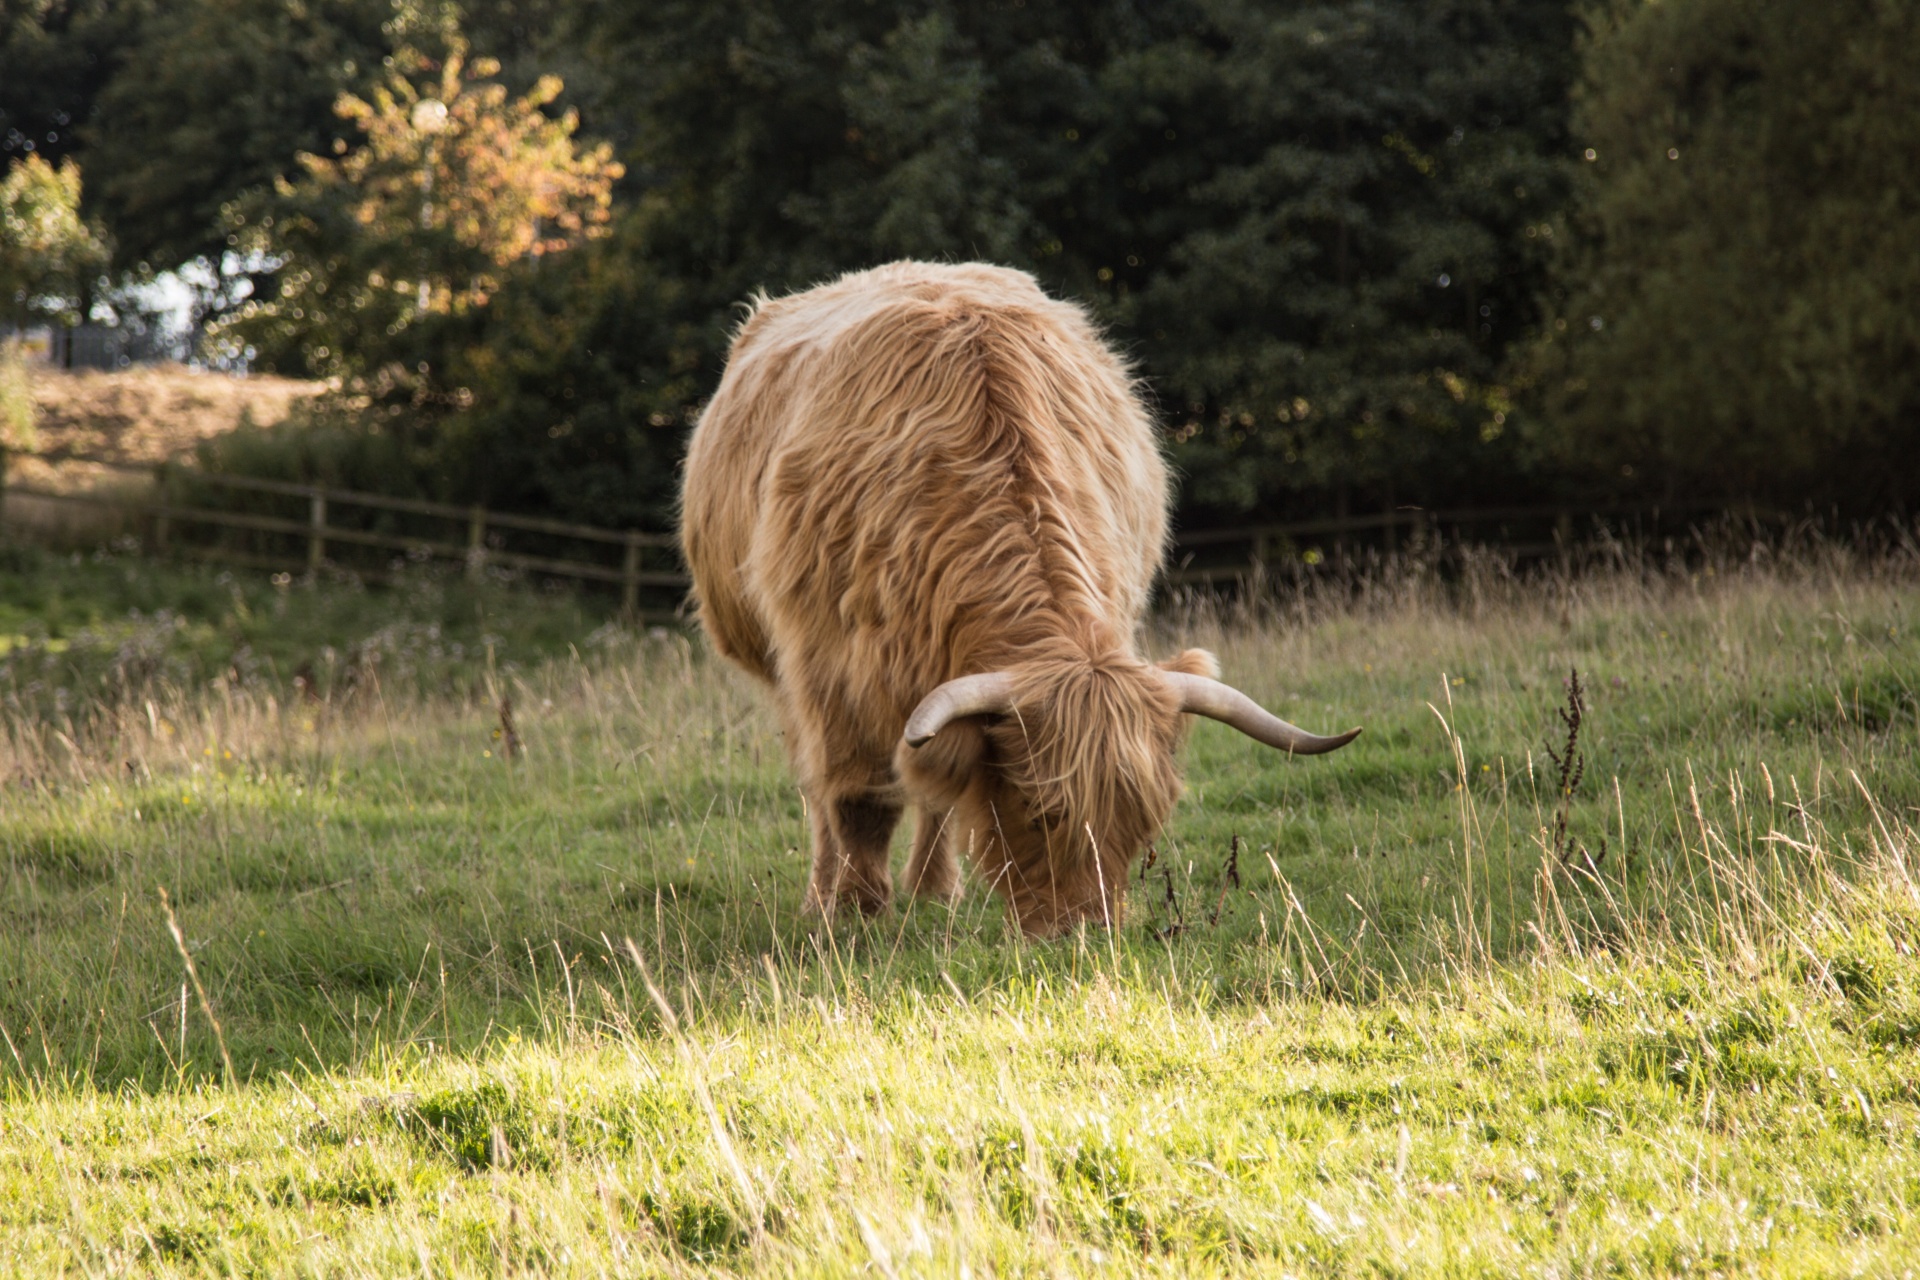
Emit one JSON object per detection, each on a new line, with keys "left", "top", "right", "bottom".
{"left": 1530, "top": 0, "right": 1920, "bottom": 513}
{"left": 3, "top": 0, "right": 1914, "bottom": 530}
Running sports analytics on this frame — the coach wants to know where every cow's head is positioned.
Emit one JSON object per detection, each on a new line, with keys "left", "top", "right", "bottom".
{"left": 895, "top": 647, "right": 1359, "bottom": 936}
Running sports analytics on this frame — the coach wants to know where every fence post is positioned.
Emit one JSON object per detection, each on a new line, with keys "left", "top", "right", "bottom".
{"left": 152, "top": 462, "right": 171, "bottom": 553}
{"left": 622, "top": 531, "right": 641, "bottom": 617}
{"left": 307, "top": 488, "right": 326, "bottom": 576}
{"left": 0, "top": 445, "right": 8, "bottom": 540}
{"left": 467, "top": 505, "right": 487, "bottom": 581}
{"left": 1333, "top": 485, "right": 1350, "bottom": 575}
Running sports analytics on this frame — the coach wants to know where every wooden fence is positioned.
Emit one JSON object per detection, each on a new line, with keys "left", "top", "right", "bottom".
{"left": 0, "top": 449, "right": 684, "bottom": 613}
{"left": 1161, "top": 501, "right": 1713, "bottom": 586}
{"left": 1, "top": 447, "right": 1715, "bottom": 602}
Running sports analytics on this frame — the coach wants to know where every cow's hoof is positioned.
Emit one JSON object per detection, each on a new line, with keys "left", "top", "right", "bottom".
{"left": 802, "top": 887, "right": 892, "bottom": 919}
{"left": 904, "top": 872, "right": 963, "bottom": 905}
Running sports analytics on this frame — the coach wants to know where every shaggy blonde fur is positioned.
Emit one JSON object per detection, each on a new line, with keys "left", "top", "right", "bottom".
{"left": 681, "top": 261, "right": 1211, "bottom": 935}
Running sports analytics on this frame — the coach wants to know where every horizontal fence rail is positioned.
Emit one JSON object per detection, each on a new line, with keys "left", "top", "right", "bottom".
{"left": 2, "top": 447, "right": 1734, "bottom": 603}
{"left": 1163, "top": 502, "right": 1728, "bottom": 586}
{"left": 0, "top": 449, "right": 683, "bottom": 613}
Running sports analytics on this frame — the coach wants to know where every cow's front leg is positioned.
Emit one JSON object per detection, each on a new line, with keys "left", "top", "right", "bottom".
{"left": 902, "top": 804, "right": 961, "bottom": 903}
{"left": 802, "top": 791, "right": 899, "bottom": 917}
{"left": 798, "top": 791, "right": 844, "bottom": 916}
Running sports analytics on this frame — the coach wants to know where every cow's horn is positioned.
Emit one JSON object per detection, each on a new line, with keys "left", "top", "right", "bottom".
{"left": 1164, "top": 672, "right": 1362, "bottom": 755}
{"left": 904, "top": 672, "right": 1018, "bottom": 747}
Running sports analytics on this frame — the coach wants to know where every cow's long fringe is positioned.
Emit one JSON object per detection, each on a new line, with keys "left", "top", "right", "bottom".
{"left": 981, "top": 649, "right": 1194, "bottom": 929}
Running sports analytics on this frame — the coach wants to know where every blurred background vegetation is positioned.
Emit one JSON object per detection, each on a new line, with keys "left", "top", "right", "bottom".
{"left": 3, "top": 0, "right": 1915, "bottom": 534}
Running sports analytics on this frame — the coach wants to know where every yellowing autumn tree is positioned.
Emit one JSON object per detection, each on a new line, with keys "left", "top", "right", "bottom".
{"left": 0, "top": 156, "right": 112, "bottom": 331}
{"left": 222, "top": 45, "right": 622, "bottom": 378}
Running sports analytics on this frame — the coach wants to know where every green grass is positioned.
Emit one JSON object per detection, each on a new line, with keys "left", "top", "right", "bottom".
{"left": 0, "top": 544, "right": 623, "bottom": 725}
{"left": 2, "top": 547, "right": 1918, "bottom": 1274}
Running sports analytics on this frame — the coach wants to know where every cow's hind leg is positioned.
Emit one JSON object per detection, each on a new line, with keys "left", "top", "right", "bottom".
{"left": 902, "top": 805, "right": 961, "bottom": 903}
{"left": 803, "top": 792, "right": 899, "bottom": 917}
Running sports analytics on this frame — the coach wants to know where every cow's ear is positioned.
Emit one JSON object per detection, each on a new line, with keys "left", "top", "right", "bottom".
{"left": 1157, "top": 648, "right": 1221, "bottom": 680}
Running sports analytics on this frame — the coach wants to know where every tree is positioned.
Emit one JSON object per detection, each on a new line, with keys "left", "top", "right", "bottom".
{"left": 427, "top": 219, "right": 702, "bottom": 528}
{"left": 168, "top": 0, "right": 1586, "bottom": 532}
{"left": 0, "top": 155, "right": 111, "bottom": 329}
{"left": 1529, "top": 0, "right": 1920, "bottom": 511}
{"left": 0, "top": 0, "right": 155, "bottom": 174}
{"left": 81, "top": 0, "right": 400, "bottom": 272}
{"left": 1112, "top": 1, "right": 1577, "bottom": 517}
{"left": 219, "top": 44, "right": 622, "bottom": 380}
{"left": 569, "top": 0, "right": 1577, "bottom": 523}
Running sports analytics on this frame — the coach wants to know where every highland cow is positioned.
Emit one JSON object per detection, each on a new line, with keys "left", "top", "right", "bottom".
{"left": 680, "top": 261, "right": 1358, "bottom": 936}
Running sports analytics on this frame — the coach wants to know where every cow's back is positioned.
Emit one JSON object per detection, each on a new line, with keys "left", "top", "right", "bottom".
{"left": 682, "top": 262, "right": 1169, "bottom": 738}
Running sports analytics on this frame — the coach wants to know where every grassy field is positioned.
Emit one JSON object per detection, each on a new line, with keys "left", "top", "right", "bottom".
{"left": 2, "top": 541, "right": 1918, "bottom": 1275}
{"left": 0, "top": 545, "right": 622, "bottom": 726}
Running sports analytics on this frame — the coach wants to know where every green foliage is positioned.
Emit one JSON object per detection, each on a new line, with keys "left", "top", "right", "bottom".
{"left": 220, "top": 42, "right": 621, "bottom": 380}
{"left": 15, "top": 0, "right": 592, "bottom": 277}
{"left": 1529, "top": 0, "right": 1920, "bottom": 510}
{"left": 0, "top": 338, "right": 34, "bottom": 449}
{"left": 561, "top": 0, "right": 1579, "bottom": 523}
{"left": 188, "top": 394, "right": 426, "bottom": 497}
{"left": 82, "top": 0, "right": 404, "bottom": 272}
{"left": 22, "top": 0, "right": 1920, "bottom": 527}
{"left": 0, "top": 0, "right": 154, "bottom": 173}
{"left": 11, "top": 0, "right": 1586, "bottom": 528}
{"left": 1099, "top": 1, "right": 1576, "bottom": 515}
{"left": 0, "top": 153, "right": 110, "bottom": 327}
{"left": 184, "top": 1, "right": 1585, "bottom": 529}
{"left": 184, "top": 229, "right": 692, "bottom": 530}
{"left": 422, "top": 220, "right": 705, "bottom": 528}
